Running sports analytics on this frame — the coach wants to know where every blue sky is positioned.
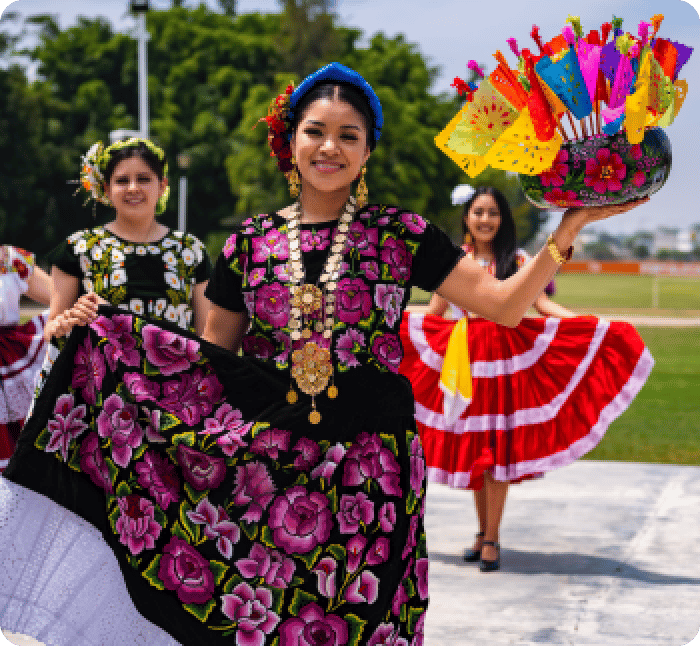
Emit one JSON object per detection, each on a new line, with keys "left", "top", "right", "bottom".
{"left": 2, "top": 0, "right": 699, "bottom": 235}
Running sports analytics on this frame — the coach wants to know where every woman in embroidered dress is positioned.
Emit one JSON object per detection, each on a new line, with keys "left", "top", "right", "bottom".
{"left": 0, "top": 64, "right": 644, "bottom": 646}
{"left": 400, "top": 185, "right": 653, "bottom": 572}
{"left": 0, "top": 246, "right": 51, "bottom": 472}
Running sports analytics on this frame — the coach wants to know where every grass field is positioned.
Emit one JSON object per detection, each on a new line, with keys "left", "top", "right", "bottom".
{"left": 583, "top": 326, "right": 700, "bottom": 465}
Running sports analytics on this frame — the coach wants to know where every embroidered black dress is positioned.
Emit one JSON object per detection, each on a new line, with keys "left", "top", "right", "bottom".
{"left": 1, "top": 205, "right": 462, "bottom": 646}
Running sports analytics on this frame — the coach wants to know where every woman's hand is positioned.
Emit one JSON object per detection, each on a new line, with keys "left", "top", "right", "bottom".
{"left": 44, "top": 293, "right": 101, "bottom": 340}
{"left": 551, "top": 198, "right": 649, "bottom": 251}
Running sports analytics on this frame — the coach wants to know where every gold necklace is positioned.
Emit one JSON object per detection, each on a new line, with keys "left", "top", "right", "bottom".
{"left": 285, "top": 197, "right": 355, "bottom": 424}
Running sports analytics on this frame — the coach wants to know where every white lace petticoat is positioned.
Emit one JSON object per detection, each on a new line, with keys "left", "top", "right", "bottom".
{"left": 0, "top": 477, "right": 181, "bottom": 646}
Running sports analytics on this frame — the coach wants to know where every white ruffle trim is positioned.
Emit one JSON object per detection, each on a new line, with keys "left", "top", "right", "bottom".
{"left": 0, "top": 477, "right": 181, "bottom": 646}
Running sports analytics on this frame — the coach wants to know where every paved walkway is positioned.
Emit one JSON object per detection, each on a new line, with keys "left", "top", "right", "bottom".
{"left": 3, "top": 461, "right": 698, "bottom": 646}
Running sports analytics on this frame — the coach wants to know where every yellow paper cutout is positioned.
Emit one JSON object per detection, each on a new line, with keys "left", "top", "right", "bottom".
{"left": 445, "top": 79, "right": 519, "bottom": 157}
{"left": 672, "top": 80, "right": 688, "bottom": 119}
{"left": 435, "top": 102, "right": 490, "bottom": 178}
{"left": 483, "top": 108, "right": 563, "bottom": 175}
{"left": 656, "top": 88, "right": 676, "bottom": 128}
{"left": 647, "top": 54, "right": 673, "bottom": 116}
{"left": 625, "top": 52, "right": 651, "bottom": 144}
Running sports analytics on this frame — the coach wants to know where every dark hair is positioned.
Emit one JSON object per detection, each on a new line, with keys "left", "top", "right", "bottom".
{"left": 290, "top": 82, "right": 376, "bottom": 150}
{"left": 104, "top": 141, "right": 166, "bottom": 184}
{"left": 461, "top": 186, "right": 518, "bottom": 280}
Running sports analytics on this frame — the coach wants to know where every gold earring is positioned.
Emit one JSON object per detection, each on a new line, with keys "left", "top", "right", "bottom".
{"left": 288, "top": 157, "right": 300, "bottom": 199}
{"left": 463, "top": 231, "right": 472, "bottom": 245}
{"left": 356, "top": 165, "right": 368, "bottom": 209}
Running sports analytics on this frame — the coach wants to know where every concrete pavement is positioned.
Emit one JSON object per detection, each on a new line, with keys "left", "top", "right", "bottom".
{"left": 2, "top": 461, "right": 699, "bottom": 645}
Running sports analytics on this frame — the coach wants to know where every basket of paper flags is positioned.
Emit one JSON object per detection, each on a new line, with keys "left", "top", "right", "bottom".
{"left": 436, "top": 14, "right": 692, "bottom": 209}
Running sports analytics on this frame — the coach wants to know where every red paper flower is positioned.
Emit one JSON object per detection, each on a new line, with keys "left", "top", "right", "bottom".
{"left": 584, "top": 148, "right": 627, "bottom": 193}
{"left": 538, "top": 150, "right": 569, "bottom": 187}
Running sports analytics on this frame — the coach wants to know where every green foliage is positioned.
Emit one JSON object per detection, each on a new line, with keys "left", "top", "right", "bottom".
{"left": 0, "top": 3, "right": 546, "bottom": 259}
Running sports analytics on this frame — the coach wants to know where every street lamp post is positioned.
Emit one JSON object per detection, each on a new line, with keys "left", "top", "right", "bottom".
{"left": 176, "top": 154, "right": 191, "bottom": 232}
{"left": 130, "top": 0, "right": 150, "bottom": 139}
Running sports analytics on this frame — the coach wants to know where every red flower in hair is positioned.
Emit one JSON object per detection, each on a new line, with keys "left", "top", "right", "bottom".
{"left": 451, "top": 77, "right": 469, "bottom": 96}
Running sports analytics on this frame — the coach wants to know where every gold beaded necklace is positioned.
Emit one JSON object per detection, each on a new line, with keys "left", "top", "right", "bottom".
{"left": 285, "top": 197, "right": 355, "bottom": 424}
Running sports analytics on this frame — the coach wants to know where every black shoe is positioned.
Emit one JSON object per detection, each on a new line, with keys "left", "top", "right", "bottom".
{"left": 479, "top": 540, "right": 501, "bottom": 572}
{"left": 463, "top": 532, "right": 485, "bottom": 562}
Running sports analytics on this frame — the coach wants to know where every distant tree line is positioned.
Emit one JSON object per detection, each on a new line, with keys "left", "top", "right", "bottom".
{"left": 0, "top": 0, "right": 545, "bottom": 259}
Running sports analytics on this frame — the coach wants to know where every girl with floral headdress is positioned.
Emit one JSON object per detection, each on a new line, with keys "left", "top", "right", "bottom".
{"left": 399, "top": 185, "right": 653, "bottom": 572}
{"left": 0, "top": 65, "right": 644, "bottom": 645}
{"left": 45, "top": 137, "right": 211, "bottom": 339}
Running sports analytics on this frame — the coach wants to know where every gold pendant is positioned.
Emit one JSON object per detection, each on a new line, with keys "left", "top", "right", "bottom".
{"left": 291, "top": 284, "right": 323, "bottom": 315}
{"left": 286, "top": 388, "right": 298, "bottom": 404}
{"left": 309, "top": 409, "right": 321, "bottom": 424}
{"left": 291, "top": 342, "right": 332, "bottom": 396}
{"left": 327, "top": 384, "right": 338, "bottom": 399}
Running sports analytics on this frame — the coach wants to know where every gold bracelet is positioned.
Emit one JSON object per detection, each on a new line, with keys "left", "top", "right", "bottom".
{"left": 546, "top": 234, "right": 572, "bottom": 265}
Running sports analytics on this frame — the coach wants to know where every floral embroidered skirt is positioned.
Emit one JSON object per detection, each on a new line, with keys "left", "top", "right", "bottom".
{"left": 1, "top": 307, "right": 427, "bottom": 646}
{"left": 399, "top": 312, "right": 654, "bottom": 490}
{"left": 0, "top": 311, "right": 47, "bottom": 472}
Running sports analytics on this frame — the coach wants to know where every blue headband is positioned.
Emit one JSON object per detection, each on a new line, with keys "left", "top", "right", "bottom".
{"left": 288, "top": 62, "right": 383, "bottom": 149}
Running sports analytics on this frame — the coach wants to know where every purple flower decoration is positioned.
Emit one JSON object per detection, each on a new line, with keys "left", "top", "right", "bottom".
{"left": 380, "top": 237, "right": 412, "bottom": 283}
{"left": 391, "top": 561, "right": 412, "bottom": 617}
{"left": 123, "top": 372, "right": 160, "bottom": 402}
{"left": 371, "top": 333, "right": 403, "bottom": 372}
{"left": 374, "top": 284, "right": 405, "bottom": 328}
{"left": 252, "top": 229, "right": 288, "bottom": 263}
{"left": 378, "top": 502, "right": 396, "bottom": 532}
{"left": 160, "top": 368, "right": 224, "bottom": 426}
{"left": 360, "top": 260, "right": 380, "bottom": 281}
{"left": 231, "top": 461, "right": 276, "bottom": 523}
{"left": 46, "top": 394, "right": 88, "bottom": 461}
{"left": 301, "top": 228, "right": 331, "bottom": 252}
{"left": 186, "top": 497, "right": 240, "bottom": 559}
{"left": 345, "top": 221, "right": 378, "bottom": 256}
{"left": 235, "top": 543, "right": 296, "bottom": 588}
{"left": 115, "top": 494, "right": 162, "bottom": 555}
{"left": 90, "top": 314, "right": 140, "bottom": 371}
{"left": 273, "top": 264, "right": 292, "bottom": 281}
{"left": 334, "top": 329, "right": 366, "bottom": 369}
{"left": 310, "top": 443, "right": 346, "bottom": 480}
{"left": 158, "top": 536, "right": 215, "bottom": 604}
{"left": 135, "top": 451, "right": 180, "bottom": 510}
{"left": 401, "top": 515, "right": 419, "bottom": 559}
{"left": 279, "top": 603, "right": 348, "bottom": 646}
{"left": 368, "top": 624, "right": 409, "bottom": 646}
{"left": 337, "top": 491, "right": 374, "bottom": 534}
{"left": 71, "top": 335, "right": 105, "bottom": 406}
{"left": 142, "top": 408, "right": 166, "bottom": 442}
{"left": 79, "top": 432, "right": 113, "bottom": 493}
{"left": 201, "top": 403, "right": 251, "bottom": 457}
{"left": 250, "top": 428, "right": 292, "bottom": 460}
{"left": 415, "top": 557, "right": 429, "bottom": 600}
{"left": 292, "top": 438, "right": 321, "bottom": 471}
{"left": 400, "top": 212, "right": 427, "bottom": 234}
{"left": 248, "top": 266, "right": 267, "bottom": 287}
{"left": 142, "top": 324, "right": 200, "bottom": 376}
{"left": 366, "top": 537, "right": 391, "bottom": 567}
{"left": 311, "top": 556, "right": 338, "bottom": 598}
{"left": 176, "top": 445, "right": 226, "bottom": 491}
{"left": 223, "top": 232, "right": 237, "bottom": 259}
{"left": 336, "top": 277, "right": 371, "bottom": 324}
{"left": 343, "top": 433, "right": 402, "bottom": 497}
{"left": 344, "top": 570, "right": 379, "bottom": 604}
{"left": 255, "top": 283, "right": 290, "bottom": 328}
{"left": 221, "top": 583, "right": 280, "bottom": 645}
{"left": 268, "top": 486, "right": 332, "bottom": 555}
{"left": 409, "top": 435, "right": 425, "bottom": 495}
{"left": 412, "top": 611, "right": 425, "bottom": 646}
{"left": 346, "top": 534, "right": 367, "bottom": 573}
{"left": 97, "top": 394, "right": 144, "bottom": 468}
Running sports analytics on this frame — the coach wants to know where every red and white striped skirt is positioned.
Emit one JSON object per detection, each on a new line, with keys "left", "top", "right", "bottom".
{"left": 1, "top": 313, "right": 47, "bottom": 471}
{"left": 399, "top": 312, "right": 653, "bottom": 490}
